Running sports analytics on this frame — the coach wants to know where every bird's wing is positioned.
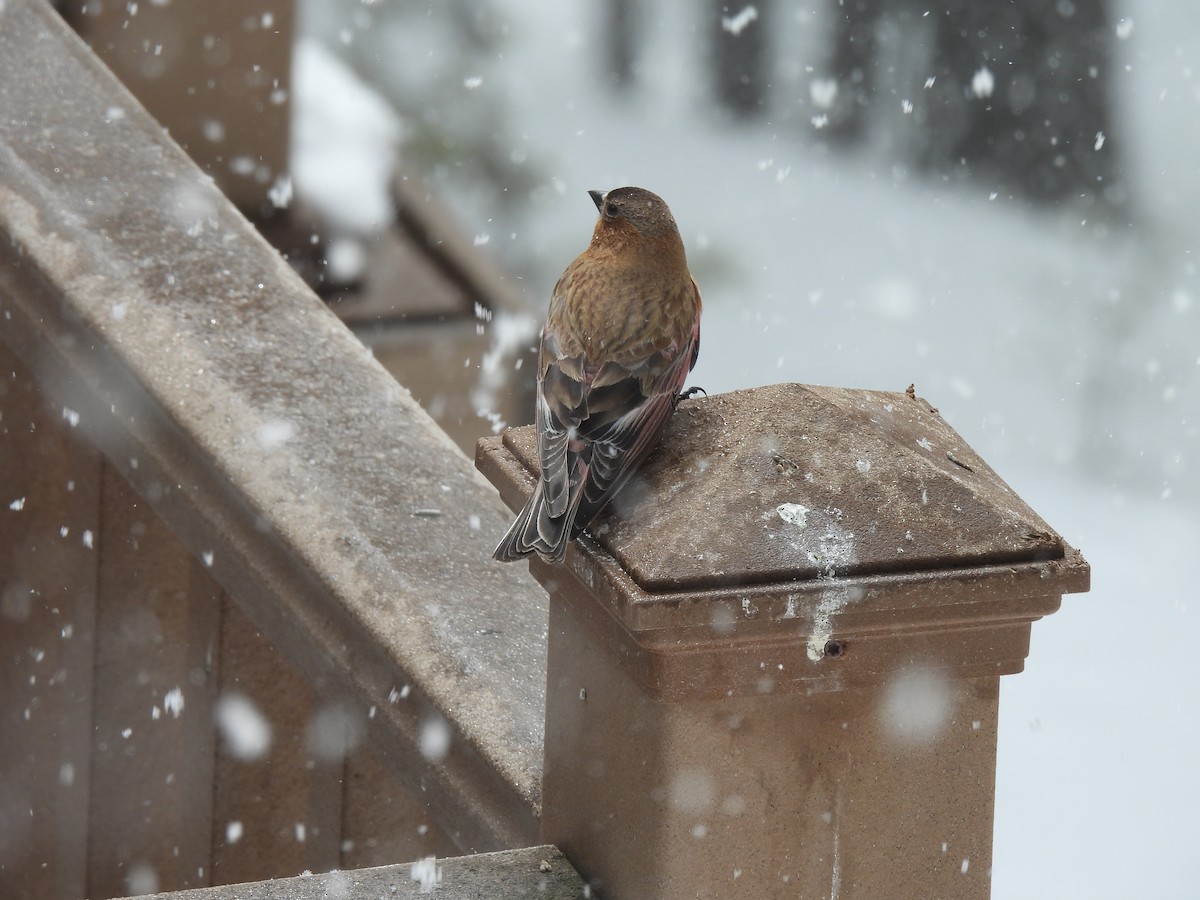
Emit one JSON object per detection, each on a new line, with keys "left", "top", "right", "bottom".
{"left": 491, "top": 324, "right": 587, "bottom": 562}
{"left": 510, "top": 272, "right": 701, "bottom": 554}
{"left": 569, "top": 328, "right": 699, "bottom": 538}
{"left": 535, "top": 329, "right": 585, "bottom": 519}
{"left": 689, "top": 276, "right": 702, "bottom": 372}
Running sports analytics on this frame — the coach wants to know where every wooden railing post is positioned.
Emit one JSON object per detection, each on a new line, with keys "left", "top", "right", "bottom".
{"left": 64, "top": 0, "right": 295, "bottom": 217}
{"left": 478, "top": 383, "right": 1090, "bottom": 898}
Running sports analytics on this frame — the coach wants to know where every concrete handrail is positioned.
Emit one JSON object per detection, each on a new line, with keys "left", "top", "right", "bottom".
{"left": 0, "top": 0, "right": 543, "bottom": 852}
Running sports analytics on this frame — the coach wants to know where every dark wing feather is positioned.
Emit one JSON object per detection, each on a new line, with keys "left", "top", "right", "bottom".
{"left": 568, "top": 327, "right": 699, "bottom": 538}
{"left": 492, "top": 326, "right": 588, "bottom": 561}
{"left": 569, "top": 390, "right": 676, "bottom": 538}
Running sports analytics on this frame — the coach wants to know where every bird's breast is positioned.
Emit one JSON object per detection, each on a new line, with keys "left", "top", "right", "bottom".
{"left": 561, "top": 266, "right": 695, "bottom": 366}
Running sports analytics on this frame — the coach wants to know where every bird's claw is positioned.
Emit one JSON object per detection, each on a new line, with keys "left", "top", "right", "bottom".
{"left": 676, "top": 386, "right": 707, "bottom": 405}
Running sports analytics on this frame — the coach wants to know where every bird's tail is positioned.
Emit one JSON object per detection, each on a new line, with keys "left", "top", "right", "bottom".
{"left": 492, "top": 480, "right": 577, "bottom": 563}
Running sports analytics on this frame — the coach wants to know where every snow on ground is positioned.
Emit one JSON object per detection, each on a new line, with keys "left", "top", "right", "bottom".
{"left": 294, "top": 2, "right": 1199, "bottom": 895}
{"left": 992, "top": 466, "right": 1200, "bottom": 898}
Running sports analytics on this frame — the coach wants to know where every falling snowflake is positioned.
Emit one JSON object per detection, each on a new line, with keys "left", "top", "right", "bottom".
{"left": 971, "top": 67, "right": 994, "bottom": 99}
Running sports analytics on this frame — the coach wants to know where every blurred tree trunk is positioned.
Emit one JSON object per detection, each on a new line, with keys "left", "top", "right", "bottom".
{"left": 823, "top": 0, "right": 1123, "bottom": 216}
{"left": 605, "top": 0, "right": 639, "bottom": 91}
{"left": 711, "top": 1, "right": 771, "bottom": 118}
{"left": 927, "top": 0, "right": 1122, "bottom": 214}
{"left": 824, "top": 0, "right": 883, "bottom": 141}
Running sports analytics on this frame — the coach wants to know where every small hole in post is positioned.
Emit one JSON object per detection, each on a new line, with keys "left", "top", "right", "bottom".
{"left": 823, "top": 640, "right": 846, "bottom": 658}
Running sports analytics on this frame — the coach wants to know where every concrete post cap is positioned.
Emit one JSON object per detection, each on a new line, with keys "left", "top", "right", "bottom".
{"left": 478, "top": 383, "right": 1089, "bottom": 698}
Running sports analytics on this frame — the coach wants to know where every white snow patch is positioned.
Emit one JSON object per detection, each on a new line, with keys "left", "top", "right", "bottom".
{"left": 291, "top": 39, "right": 400, "bottom": 233}
{"left": 202, "top": 119, "right": 226, "bottom": 143}
{"left": 810, "top": 78, "right": 838, "bottom": 110}
{"left": 125, "top": 863, "right": 158, "bottom": 897}
{"left": 419, "top": 714, "right": 452, "bottom": 762}
{"left": 229, "top": 155, "right": 256, "bottom": 177}
{"left": 776, "top": 502, "right": 809, "bottom": 528}
{"left": 307, "top": 704, "right": 365, "bottom": 762}
{"left": 881, "top": 669, "right": 953, "bottom": 744}
{"left": 669, "top": 768, "right": 716, "bottom": 814}
{"left": 163, "top": 686, "right": 185, "bottom": 718}
{"left": 471, "top": 310, "right": 539, "bottom": 432}
{"left": 721, "top": 6, "right": 758, "bottom": 36}
{"left": 830, "top": 812, "right": 842, "bottom": 898}
{"left": 256, "top": 419, "right": 296, "bottom": 450}
{"left": 326, "top": 236, "right": 368, "bottom": 283}
{"left": 267, "top": 173, "right": 293, "bottom": 209}
{"left": 168, "top": 180, "right": 219, "bottom": 237}
{"left": 971, "top": 67, "right": 995, "bottom": 99}
{"left": 807, "top": 585, "right": 861, "bottom": 661}
{"left": 410, "top": 856, "right": 442, "bottom": 893}
{"left": 324, "top": 873, "right": 352, "bottom": 900}
{"left": 214, "top": 693, "right": 272, "bottom": 760}
{"left": 710, "top": 604, "right": 737, "bottom": 634}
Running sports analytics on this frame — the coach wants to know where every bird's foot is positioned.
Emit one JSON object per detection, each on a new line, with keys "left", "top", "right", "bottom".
{"left": 676, "top": 386, "right": 707, "bottom": 405}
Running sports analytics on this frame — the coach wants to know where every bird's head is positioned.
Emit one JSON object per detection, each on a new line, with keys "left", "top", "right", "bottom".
{"left": 587, "top": 186, "right": 681, "bottom": 242}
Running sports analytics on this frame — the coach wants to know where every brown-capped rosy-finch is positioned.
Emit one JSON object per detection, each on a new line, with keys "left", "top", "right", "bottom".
{"left": 493, "top": 186, "right": 702, "bottom": 563}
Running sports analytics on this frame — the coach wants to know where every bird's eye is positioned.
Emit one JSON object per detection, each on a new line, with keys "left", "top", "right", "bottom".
{"left": 604, "top": 201, "right": 620, "bottom": 217}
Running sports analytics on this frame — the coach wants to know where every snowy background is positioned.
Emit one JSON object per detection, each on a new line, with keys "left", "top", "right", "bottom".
{"left": 291, "top": 2, "right": 1198, "bottom": 896}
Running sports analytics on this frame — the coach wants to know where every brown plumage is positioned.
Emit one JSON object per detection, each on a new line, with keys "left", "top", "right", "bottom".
{"left": 493, "top": 186, "right": 702, "bottom": 563}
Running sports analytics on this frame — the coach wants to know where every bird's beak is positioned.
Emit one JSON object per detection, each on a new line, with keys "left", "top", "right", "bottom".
{"left": 588, "top": 189, "right": 605, "bottom": 212}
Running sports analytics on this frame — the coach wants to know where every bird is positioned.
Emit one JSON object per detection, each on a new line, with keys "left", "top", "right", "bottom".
{"left": 493, "top": 186, "right": 702, "bottom": 563}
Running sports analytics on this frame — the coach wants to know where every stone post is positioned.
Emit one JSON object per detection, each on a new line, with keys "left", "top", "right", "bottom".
{"left": 478, "top": 383, "right": 1089, "bottom": 899}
